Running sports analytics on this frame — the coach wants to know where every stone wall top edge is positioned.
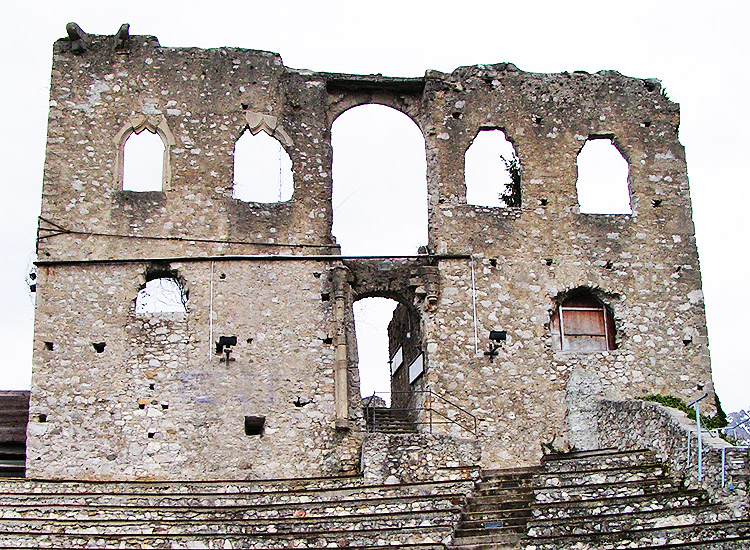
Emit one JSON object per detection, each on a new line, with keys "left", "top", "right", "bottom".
{"left": 51, "top": 31, "right": 669, "bottom": 99}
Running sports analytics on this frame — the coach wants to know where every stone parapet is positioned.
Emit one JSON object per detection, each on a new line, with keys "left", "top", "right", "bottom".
{"left": 597, "top": 398, "right": 749, "bottom": 517}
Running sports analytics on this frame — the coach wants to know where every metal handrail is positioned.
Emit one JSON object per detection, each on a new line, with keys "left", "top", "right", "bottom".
{"left": 363, "top": 389, "right": 478, "bottom": 437}
{"left": 686, "top": 393, "right": 708, "bottom": 481}
{"left": 683, "top": 394, "right": 750, "bottom": 488}
{"left": 714, "top": 413, "right": 750, "bottom": 441}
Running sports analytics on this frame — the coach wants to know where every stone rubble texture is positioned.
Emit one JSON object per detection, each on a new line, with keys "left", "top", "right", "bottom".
{"left": 29, "top": 27, "right": 715, "bottom": 481}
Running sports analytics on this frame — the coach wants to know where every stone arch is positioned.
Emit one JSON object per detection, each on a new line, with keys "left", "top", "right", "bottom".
{"left": 327, "top": 97, "right": 424, "bottom": 132}
{"left": 243, "top": 111, "right": 294, "bottom": 147}
{"left": 114, "top": 115, "right": 176, "bottom": 191}
{"left": 134, "top": 264, "right": 188, "bottom": 314}
{"left": 344, "top": 259, "right": 437, "bottom": 408}
{"left": 550, "top": 287, "right": 618, "bottom": 351}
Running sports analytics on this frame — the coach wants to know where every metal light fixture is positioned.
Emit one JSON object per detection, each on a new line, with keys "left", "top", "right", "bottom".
{"left": 484, "top": 330, "right": 507, "bottom": 363}
{"left": 216, "top": 335, "right": 237, "bottom": 363}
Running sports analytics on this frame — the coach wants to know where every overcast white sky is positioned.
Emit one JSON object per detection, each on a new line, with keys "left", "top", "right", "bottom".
{"left": 1, "top": 1, "right": 748, "bottom": 413}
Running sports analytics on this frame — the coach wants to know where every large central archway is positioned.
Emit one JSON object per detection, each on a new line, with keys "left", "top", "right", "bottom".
{"left": 332, "top": 104, "right": 427, "bottom": 256}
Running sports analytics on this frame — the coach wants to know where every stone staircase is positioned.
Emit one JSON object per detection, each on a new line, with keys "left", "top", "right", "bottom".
{"left": 0, "top": 391, "right": 29, "bottom": 478}
{"left": 0, "top": 475, "right": 474, "bottom": 548}
{"left": 525, "top": 448, "right": 750, "bottom": 549}
{"left": 451, "top": 466, "right": 541, "bottom": 549}
{"left": 2, "top": 437, "right": 749, "bottom": 548}
{"left": 364, "top": 405, "right": 417, "bottom": 433}
{"left": 451, "top": 447, "right": 750, "bottom": 550}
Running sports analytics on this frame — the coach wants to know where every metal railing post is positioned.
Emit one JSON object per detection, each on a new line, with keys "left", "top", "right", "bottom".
{"left": 361, "top": 389, "right": 478, "bottom": 438}
{"left": 688, "top": 393, "right": 708, "bottom": 482}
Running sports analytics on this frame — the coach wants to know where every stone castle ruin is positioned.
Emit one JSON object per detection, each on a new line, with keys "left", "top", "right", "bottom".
{"left": 8, "top": 23, "right": 748, "bottom": 549}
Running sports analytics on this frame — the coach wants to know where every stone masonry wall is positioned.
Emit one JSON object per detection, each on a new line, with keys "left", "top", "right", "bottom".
{"left": 29, "top": 26, "right": 715, "bottom": 479}
{"left": 29, "top": 260, "right": 362, "bottom": 479}
{"left": 598, "top": 399, "right": 749, "bottom": 516}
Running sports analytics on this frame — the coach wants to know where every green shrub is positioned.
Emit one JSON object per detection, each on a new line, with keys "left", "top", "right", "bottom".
{"left": 637, "top": 394, "right": 727, "bottom": 430}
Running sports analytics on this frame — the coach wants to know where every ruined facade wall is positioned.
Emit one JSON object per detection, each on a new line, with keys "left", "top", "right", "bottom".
{"left": 39, "top": 35, "right": 334, "bottom": 262}
{"left": 415, "top": 65, "right": 711, "bottom": 467}
{"left": 29, "top": 29, "right": 714, "bottom": 478}
{"left": 28, "top": 260, "right": 363, "bottom": 479}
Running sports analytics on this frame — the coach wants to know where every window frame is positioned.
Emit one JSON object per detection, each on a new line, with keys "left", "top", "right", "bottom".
{"left": 552, "top": 294, "right": 616, "bottom": 352}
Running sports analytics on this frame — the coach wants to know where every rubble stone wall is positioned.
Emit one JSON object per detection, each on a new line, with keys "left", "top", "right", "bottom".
{"left": 598, "top": 399, "right": 749, "bottom": 516}
{"left": 29, "top": 27, "right": 715, "bottom": 479}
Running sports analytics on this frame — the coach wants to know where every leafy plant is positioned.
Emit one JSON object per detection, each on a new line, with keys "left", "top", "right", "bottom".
{"left": 499, "top": 154, "right": 521, "bottom": 207}
{"left": 638, "top": 394, "right": 727, "bottom": 430}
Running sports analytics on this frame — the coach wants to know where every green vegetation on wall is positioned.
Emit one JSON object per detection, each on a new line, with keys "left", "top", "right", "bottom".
{"left": 638, "top": 394, "right": 727, "bottom": 430}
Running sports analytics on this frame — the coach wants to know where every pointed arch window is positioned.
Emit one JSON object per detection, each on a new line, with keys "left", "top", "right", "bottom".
{"left": 114, "top": 115, "right": 175, "bottom": 192}
{"left": 232, "top": 111, "right": 295, "bottom": 203}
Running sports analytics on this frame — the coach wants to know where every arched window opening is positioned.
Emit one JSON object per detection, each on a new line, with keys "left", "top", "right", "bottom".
{"left": 135, "top": 277, "right": 187, "bottom": 314}
{"left": 233, "top": 131, "right": 293, "bottom": 203}
{"left": 551, "top": 292, "right": 615, "bottom": 352}
{"left": 465, "top": 129, "right": 521, "bottom": 207}
{"left": 576, "top": 138, "right": 631, "bottom": 214}
{"left": 332, "top": 105, "right": 427, "bottom": 255}
{"left": 122, "top": 130, "right": 165, "bottom": 192}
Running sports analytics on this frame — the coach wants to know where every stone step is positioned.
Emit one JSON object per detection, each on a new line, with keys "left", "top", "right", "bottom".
{"left": 451, "top": 530, "right": 523, "bottom": 547}
{"left": 530, "top": 489, "right": 709, "bottom": 520}
{"left": 481, "top": 466, "right": 542, "bottom": 478}
{"left": 364, "top": 408, "right": 411, "bottom": 418}
{"left": 536, "top": 463, "right": 666, "bottom": 487}
{"left": 0, "top": 476, "right": 472, "bottom": 497}
{"left": 0, "top": 524, "right": 457, "bottom": 548}
{"left": 365, "top": 412, "right": 411, "bottom": 419}
{"left": 0, "top": 466, "right": 24, "bottom": 478}
{"left": 0, "top": 391, "right": 30, "bottom": 403}
{"left": 460, "top": 506, "right": 532, "bottom": 523}
{"left": 632, "top": 538, "right": 750, "bottom": 549}
{"left": 527, "top": 503, "right": 729, "bottom": 537}
{"left": 3, "top": 546, "right": 447, "bottom": 550}
{"left": 521, "top": 518, "right": 750, "bottom": 549}
{"left": 0, "top": 412, "right": 29, "bottom": 420}
{"left": 476, "top": 474, "right": 538, "bottom": 492}
{"left": 467, "top": 490, "right": 534, "bottom": 508}
{"left": 0, "top": 488, "right": 469, "bottom": 509}
{"left": 533, "top": 477, "right": 680, "bottom": 504}
{"left": 0, "top": 508, "right": 460, "bottom": 535}
{"left": 451, "top": 466, "right": 537, "bottom": 550}
{"left": 0, "top": 442, "right": 25, "bottom": 453}
{"left": 452, "top": 543, "right": 520, "bottom": 550}
{"left": 465, "top": 498, "right": 535, "bottom": 516}
{"left": 541, "top": 448, "right": 655, "bottom": 473}
{"left": 0, "top": 495, "right": 463, "bottom": 521}
{"left": 0, "top": 426, "right": 27, "bottom": 441}
{"left": 471, "top": 484, "right": 534, "bottom": 497}
{"left": 455, "top": 514, "right": 529, "bottom": 537}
